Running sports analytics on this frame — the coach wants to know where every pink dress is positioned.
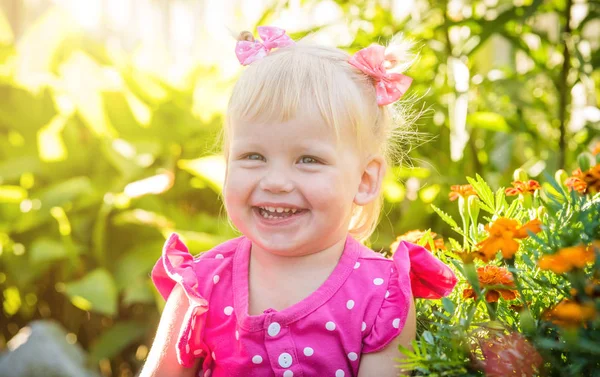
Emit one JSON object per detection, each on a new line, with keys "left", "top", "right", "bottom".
{"left": 151, "top": 233, "right": 457, "bottom": 377}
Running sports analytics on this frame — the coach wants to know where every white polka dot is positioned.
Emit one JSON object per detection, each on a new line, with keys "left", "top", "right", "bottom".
{"left": 213, "top": 275, "right": 220, "bottom": 284}
{"left": 361, "top": 322, "right": 366, "bottom": 331}
{"left": 385, "top": 290, "right": 390, "bottom": 299}
{"left": 336, "top": 370, "right": 345, "bottom": 377}
{"left": 346, "top": 300, "right": 355, "bottom": 310}
{"left": 393, "top": 318, "right": 401, "bottom": 328}
{"left": 278, "top": 352, "right": 293, "bottom": 368}
{"left": 252, "top": 355, "right": 263, "bottom": 364}
{"left": 193, "top": 349, "right": 203, "bottom": 356}
{"left": 348, "top": 352, "right": 358, "bottom": 361}
{"left": 185, "top": 344, "right": 190, "bottom": 353}
{"left": 215, "top": 254, "right": 224, "bottom": 259}
{"left": 326, "top": 321, "right": 336, "bottom": 331}
{"left": 224, "top": 306, "right": 234, "bottom": 316}
{"left": 373, "top": 278, "right": 384, "bottom": 286}
{"left": 354, "top": 262, "right": 360, "bottom": 269}
{"left": 212, "top": 351, "right": 216, "bottom": 360}
{"left": 235, "top": 330, "right": 239, "bottom": 340}
{"left": 192, "top": 316, "right": 196, "bottom": 329}
{"left": 268, "top": 322, "right": 281, "bottom": 336}
{"left": 304, "top": 347, "right": 314, "bottom": 356}
{"left": 204, "top": 370, "right": 211, "bottom": 377}
{"left": 283, "top": 371, "right": 294, "bottom": 377}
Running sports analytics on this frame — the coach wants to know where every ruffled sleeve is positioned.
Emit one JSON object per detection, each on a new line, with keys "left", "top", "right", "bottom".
{"left": 362, "top": 241, "right": 457, "bottom": 353}
{"left": 151, "top": 233, "right": 209, "bottom": 367}
{"left": 393, "top": 240, "right": 457, "bottom": 299}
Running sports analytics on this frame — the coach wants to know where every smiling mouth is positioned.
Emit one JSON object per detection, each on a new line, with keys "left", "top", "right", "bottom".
{"left": 255, "top": 206, "right": 306, "bottom": 219}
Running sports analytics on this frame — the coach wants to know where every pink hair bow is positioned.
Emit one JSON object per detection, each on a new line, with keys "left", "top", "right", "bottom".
{"left": 235, "top": 26, "right": 295, "bottom": 66}
{"left": 349, "top": 44, "right": 413, "bottom": 106}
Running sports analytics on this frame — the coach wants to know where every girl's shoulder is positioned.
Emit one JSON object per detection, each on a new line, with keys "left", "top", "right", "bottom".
{"left": 151, "top": 233, "right": 246, "bottom": 303}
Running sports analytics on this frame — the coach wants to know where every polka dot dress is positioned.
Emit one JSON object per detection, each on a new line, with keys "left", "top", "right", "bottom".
{"left": 152, "top": 234, "right": 457, "bottom": 376}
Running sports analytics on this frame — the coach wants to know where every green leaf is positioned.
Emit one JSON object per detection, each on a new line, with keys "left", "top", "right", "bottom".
{"left": 419, "top": 184, "right": 441, "bottom": 204}
{"left": 89, "top": 321, "right": 148, "bottom": 364}
{"left": 64, "top": 268, "right": 118, "bottom": 316}
{"left": 0, "top": 185, "right": 27, "bottom": 203}
{"left": 383, "top": 178, "right": 405, "bottom": 203}
{"left": 504, "top": 198, "right": 520, "bottom": 218}
{"left": 122, "top": 279, "right": 155, "bottom": 305}
{"left": 113, "top": 241, "right": 163, "bottom": 291}
{"left": 178, "top": 155, "right": 226, "bottom": 193}
{"left": 422, "top": 330, "right": 435, "bottom": 345}
{"left": 466, "top": 175, "right": 495, "bottom": 214}
{"left": 29, "top": 237, "right": 68, "bottom": 264}
{"left": 442, "top": 298, "right": 455, "bottom": 315}
{"left": 467, "top": 112, "right": 511, "bottom": 132}
{"left": 0, "top": 156, "right": 42, "bottom": 182}
{"left": 431, "top": 204, "right": 459, "bottom": 229}
{"left": 494, "top": 189, "right": 506, "bottom": 213}
{"left": 448, "top": 237, "right": 462, "bottom": 251}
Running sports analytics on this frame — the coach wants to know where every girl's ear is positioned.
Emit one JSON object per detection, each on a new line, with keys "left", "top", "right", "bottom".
{"left": 354, "top": 155, "right": 386, "bottom": 206}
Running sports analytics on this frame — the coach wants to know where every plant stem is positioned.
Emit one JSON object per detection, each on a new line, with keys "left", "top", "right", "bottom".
{"left": 557, "top": 0, "right": 573, "bottom": 169}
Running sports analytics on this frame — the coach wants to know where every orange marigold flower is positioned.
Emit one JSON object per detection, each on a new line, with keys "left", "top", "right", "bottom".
{"left": 566, "top": 168, "right": 588, "bottom": 194}
{"left": 592, "top": 142, "right": 600, "bottom": 156}
{"left": 449, "top": 184, "right": 478, "bottom": 201}
{"left": 505, "top": 180, "right": 541, "bottom": 196}
{"left": 391, "top": 230, "right": 446, "bottom": 253}
{"left": 543, "top": 299, "right": 597, "bottom": 328}
{"left": 479, "top": 332, "right": 542, "bottom": 377}
{"left": 477, "top": 218, "right": 542, "bottom": 260}
{"left": 463, "top": 265, "right": 518, "bottom": 303}
{"left": 539, "top": 242, "right": 597, "bottom": 274}
{"left": 581, "top": 164, "right": 600, "bottom": 193}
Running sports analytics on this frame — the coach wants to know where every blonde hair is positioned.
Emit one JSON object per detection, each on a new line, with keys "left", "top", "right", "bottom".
{"left": 224, "top": 32, "right": 419, "bottom": 242}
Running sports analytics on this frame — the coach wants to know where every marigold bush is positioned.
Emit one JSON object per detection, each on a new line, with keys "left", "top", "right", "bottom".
{"left": 397, "top": 150, "right": 600, "bottom": 376}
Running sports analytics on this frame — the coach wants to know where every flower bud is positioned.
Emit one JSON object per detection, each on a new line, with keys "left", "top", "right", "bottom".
{"left": 554, "top": 169, "right": 568, "bottom": 186}
{"left": 578, "top": 153, "right": 592, "bottom": 172}
{"left": 513, "top": 168, "right": 528, "bottom": 182}
{"left": 458, "top": 195, "right": 467, "bottom": 220}
{"left": 468, "top": 195, "right": 480, "bottom": 225}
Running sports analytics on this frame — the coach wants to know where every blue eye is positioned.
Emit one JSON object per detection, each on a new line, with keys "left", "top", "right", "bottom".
{"left": 246, "top": 153, "right": 265, "bottom": 161}
{"left": 299, "top": 156, "right": 319, "bottom": 164}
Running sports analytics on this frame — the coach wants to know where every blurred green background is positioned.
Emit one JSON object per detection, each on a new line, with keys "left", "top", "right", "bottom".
{"left": 0, "top": 0, "right": 598, "bottom": 376}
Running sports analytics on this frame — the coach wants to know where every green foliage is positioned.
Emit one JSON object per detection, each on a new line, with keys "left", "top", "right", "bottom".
{"left": 0, "top": 7, "right": 236, "bottom": 374}
{"left": 401, "top": 169, "right": 600, "bottom": 376}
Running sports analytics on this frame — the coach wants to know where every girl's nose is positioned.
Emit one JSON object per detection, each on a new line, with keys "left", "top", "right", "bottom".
{"left": 259, "top": 167, "right": 294, "bottom": 193}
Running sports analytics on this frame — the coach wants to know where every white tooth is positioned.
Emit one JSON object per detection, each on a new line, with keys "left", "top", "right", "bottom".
{"left": 268, "top": 215, "right": 274, "bottom": 219}
{"left": 291, "top": 209, "right": 297, "bottom": 213}
{"left": 284, "top": 208, "right": 290, "bottom": 213}
{"left": 268, "top": 207, "right": 275, "bottom": 212}
{"left": 276, "top": 207, "right": 284, "bottom": 213}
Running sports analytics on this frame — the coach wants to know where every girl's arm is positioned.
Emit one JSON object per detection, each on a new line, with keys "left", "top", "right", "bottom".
{"left": 139, "top": 284, "right": 201, "bottom": 377}
{"left": 357, "top": 298, "right": 416, "bottom": 377}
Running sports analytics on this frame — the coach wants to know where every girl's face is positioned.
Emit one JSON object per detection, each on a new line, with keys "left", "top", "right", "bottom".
{"left": 224, "top": 114, "right": 366, "bottom": 257}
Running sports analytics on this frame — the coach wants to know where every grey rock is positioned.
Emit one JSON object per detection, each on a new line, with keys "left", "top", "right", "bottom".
{"left": 0, "top": 320, "right": 101, "bottom": 377}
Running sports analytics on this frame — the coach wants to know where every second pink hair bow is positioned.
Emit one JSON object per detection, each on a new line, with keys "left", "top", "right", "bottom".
{"left": 235, "top": 26, "right": 295, "bottom": 66}
{"left": 349, "top": 44, "right": 413, "bottom": 106}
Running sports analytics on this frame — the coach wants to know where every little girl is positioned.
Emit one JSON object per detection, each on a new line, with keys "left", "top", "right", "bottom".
{"left": 140, "top": 26, "right": 457, "bottom": 377}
